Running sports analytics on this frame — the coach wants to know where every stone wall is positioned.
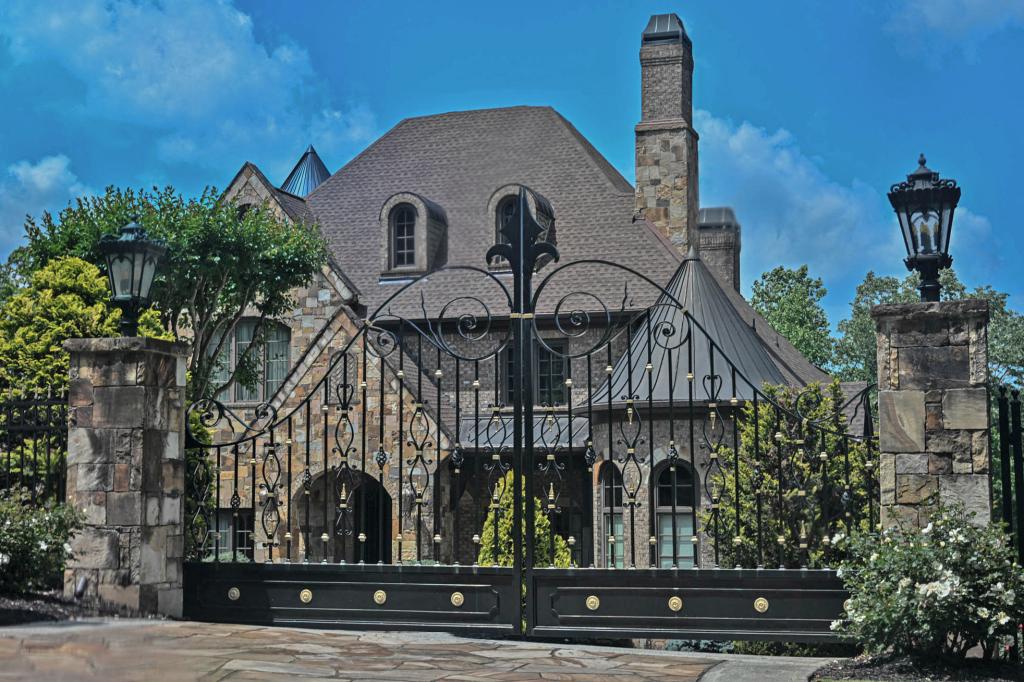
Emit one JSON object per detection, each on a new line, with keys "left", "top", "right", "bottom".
{"left": 873, "top": 300, "right": 991, "bottom": 528}
{"left": 64, "top": 337, "right": 187, "bottom": 616}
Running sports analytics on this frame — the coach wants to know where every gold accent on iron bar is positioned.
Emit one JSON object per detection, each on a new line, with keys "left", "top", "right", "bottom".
{"left": 668, "top": 596, "right": 683, "bottom": 612}
{"left": 753, "top": 597, "right": 769, "bottom": 613}
{"left": 585, "top": 595, "right": 600, "bottom": 611}
{"left": 373, "top": 589, "right": 387, "bottom": 605}
{"left": 227, "top": 587, "right": 240, "bottom": 601}
{"left": 299, "top": 589, "right": 313, "bottom": 604}
{"left": 451, "top": 591, "right": 465, "bottom": 607}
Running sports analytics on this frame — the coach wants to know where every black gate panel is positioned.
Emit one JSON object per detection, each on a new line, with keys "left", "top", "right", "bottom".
{"left": 530, "top": 568, "right": 846, "bottom": 642}
{"left": 185, "top": 562, "right": 517, "bottom": 635}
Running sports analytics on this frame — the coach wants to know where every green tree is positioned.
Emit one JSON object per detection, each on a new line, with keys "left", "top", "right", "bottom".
{"left": 7, "top": 185, "right": 328, "bottom": 400}
{"left": 477, "top": 471, "right": 572, "bottom": 568}
{"left": 0, "top": 256, "right": 165, "bottom": 396}
{"left": 701, "top": 381, "right": 871, "bottom": 569}
{"left": 750, "top": 265, "right": 834, "bottom": 368}
{"left": 833, "top": 269, "right": 970, "bottom": 383}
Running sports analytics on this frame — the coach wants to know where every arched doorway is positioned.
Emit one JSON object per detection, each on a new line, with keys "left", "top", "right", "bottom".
{"left": 296, "top": 470, "right": 392, "bottom": 564}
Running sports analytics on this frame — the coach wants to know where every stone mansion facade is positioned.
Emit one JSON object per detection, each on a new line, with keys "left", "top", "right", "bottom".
{"left": 210, "top": 14, "right": 832, "bottom": 568}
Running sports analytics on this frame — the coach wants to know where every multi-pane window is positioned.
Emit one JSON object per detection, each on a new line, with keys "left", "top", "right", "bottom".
{"left": 601, "top": 464, "right": 624, "bottom": 569}
{"left": 505, "top": 340, "right": 569, "bottom": 406}
{"left": 213, "top": 508, "right": 254, "bottom": 560}
{"left": 496, "top": 196, "right": 515, "bottom": 245}
{"left": 391, "top": 204, "right": 416, "bottom": 268}
{"left": 655, "top": 464, "right": 696, "bottom": 568}
{"left": 211, "top": 319, "right": 291, "bottom": 403}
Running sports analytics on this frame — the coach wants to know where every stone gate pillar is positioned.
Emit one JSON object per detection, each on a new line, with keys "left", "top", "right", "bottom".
{"left": 63, "top": 337, "right": 188, "bottom": 617}
{"left": 872, "top": 300, "right": 991, "bottom": 528}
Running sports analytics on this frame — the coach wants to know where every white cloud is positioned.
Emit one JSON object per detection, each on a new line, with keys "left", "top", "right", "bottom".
{"left": 0, "top": 0, "right": 375, "bottom": 174}
{"left": 0, "top": 155, "right": 93, "bottom": 252}
{"left": 886, "top": 0, "right": 1024, "bottom": 58}
{"left": 694, "top": 110, "right": 901, "bottom": 288}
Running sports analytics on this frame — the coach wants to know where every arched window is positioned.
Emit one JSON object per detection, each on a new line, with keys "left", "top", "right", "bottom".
{"left": 390, "top": 204, "right": 417, "bottom": 268}
{"left": 655, "top": 462, "right": 696, "bottom": 568}
{"left": 600, "top": 463, "right": 624, "bottom": 568}
{"left": 211, "top": 319, "right": 291, "bottom": 403}
{"left": 495, "top": 195, "right": 515, "bottom": 245}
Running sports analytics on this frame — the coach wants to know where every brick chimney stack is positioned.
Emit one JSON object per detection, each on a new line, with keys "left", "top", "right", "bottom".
{"left": 635, "top": 13, "right": 699, "bottom": 255}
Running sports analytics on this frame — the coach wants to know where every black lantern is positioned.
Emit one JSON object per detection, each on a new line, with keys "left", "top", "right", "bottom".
{"left": 98, "top": 217, "right": 166, "bottom": 336}
{"left": 887, "top": 154, "right": 960, "bottom": 302}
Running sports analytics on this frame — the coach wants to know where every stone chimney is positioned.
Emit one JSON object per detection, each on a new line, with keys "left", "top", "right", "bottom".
{"left": 698, "top": 207, "right": 741, "bottom": 291}
{"left": 635, "top": 13, "right": 699, "bottom": 255}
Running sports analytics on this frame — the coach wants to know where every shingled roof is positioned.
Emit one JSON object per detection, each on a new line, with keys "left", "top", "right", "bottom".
{"left": 306, "top": 106, "right": 681, "bottom": 320}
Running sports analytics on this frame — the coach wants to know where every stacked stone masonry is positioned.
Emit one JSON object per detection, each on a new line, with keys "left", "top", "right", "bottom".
{"left": 63, "top": 337, "right": 187, "bottom": 617}
{"left": 873, "top": 300, "right": 991, "bottom": 528}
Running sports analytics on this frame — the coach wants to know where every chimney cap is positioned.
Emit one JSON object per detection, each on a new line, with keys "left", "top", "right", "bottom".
{"left": 642, "top": 14, "right": 690, "bottom": 45}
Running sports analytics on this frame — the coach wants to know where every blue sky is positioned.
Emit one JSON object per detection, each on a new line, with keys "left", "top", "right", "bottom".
{"left": 1, "top": 0, "right": 1021, "bottom": 326}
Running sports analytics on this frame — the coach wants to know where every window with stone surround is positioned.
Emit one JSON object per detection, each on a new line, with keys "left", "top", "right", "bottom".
{"left": 504, "top": 339, "right": 570, "bottom": 407}
{"left": 654, "top": 462, "right": 696, "bottom": 568}
{"left": 389, "top": 203, "right": 417, "bottom": 269}
{"left": 211, "top": 319, "right": 291, "bottom": 403}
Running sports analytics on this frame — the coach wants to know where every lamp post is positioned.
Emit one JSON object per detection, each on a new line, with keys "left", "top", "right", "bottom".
{"left": 887, "top": 154, "right": 960, "bottom": 302}
{"left": 98, "top": 217, "right": 166, "bottom": 336}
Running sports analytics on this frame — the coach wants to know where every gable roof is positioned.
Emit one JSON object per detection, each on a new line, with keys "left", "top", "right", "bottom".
{"left": 596, "top": 248, "right": 827, "bottom": 405}
{"left": 306, "top": 106, "right": 680, "bottom": 320}
{"left": 281, "top": 145, "right": 331, "bottom": 197}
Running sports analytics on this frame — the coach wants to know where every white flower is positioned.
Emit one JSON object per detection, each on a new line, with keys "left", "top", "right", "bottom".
{"left": 978, "top": 607, "right": 990, "bottom": 618}
{"left": 62, "top": 542, "right": 72, "bottom": 554}
{"left": 997, "top": 612, "right": 1011, "bottom": 625}
{"left": 922, "top": 522, "right": 933, "bottom": 534}
{"left": 898, "top": 577, "right": 911, "bottom": 590}
{"left": 831, "top": 532, "right": 845, "bottom": 545}
{"left": 869, "top": 552, "right": 879, "bottom": 562}
{"left": 0, "top": 553, "right": 9, "bottom": 566}
{"left": 38, "top": 541, "right": 48, "bottom": 551}
{"left": 830, "top": 620, "right": 841, "bottom": 631}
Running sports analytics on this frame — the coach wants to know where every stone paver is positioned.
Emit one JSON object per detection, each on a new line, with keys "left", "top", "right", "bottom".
{"left": 0, "top": 620, "right": 716, "bottom": 681}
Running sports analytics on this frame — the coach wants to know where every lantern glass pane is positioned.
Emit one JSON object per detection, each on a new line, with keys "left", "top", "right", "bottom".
{"left": 940, "top": 203, "right": 954, "bottom": 254}
{"left": 910, "top": 209, "right": 940, "bottom": 255}
{"left": 138, "top": 254, "right": 157, "bottom": 301}
{"left": 896, "top": 210, "right": 914, "bottom": 257}
{"left": 110, "top": 255, "right": 134, "bottom": 299}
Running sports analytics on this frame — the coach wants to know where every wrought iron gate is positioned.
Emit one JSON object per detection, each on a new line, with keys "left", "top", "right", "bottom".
{"left": 183, "top": 189, "right": 875, "bottom": 640}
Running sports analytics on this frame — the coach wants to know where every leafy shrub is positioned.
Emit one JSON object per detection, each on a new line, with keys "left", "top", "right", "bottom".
{"left": 833, "top": 504, "right": 1024, "bottom": 660}
{"left": 702, "top": 381, "right": 871, "bottom": 568}
{"left": 0, "top": 491, "right": 82, "bottom": 594}
{"left": 478, "top": 470, "right": 571, "bottom": 568}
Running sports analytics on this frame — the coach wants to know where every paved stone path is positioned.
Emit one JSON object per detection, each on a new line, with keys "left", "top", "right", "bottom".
{"left": 0, "top": 619, "right": 717, "bottom": 681}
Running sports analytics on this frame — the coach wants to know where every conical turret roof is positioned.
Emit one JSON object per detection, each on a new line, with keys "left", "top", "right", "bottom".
{"left": 281, "top": 145, "right": 330, "bottom": 196}
{"left": 596, "top": 249, "right": 789, "bottom": 404}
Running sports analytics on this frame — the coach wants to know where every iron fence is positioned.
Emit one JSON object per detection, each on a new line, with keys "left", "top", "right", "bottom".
{"left": 0, "top": 388, "right": 69, "bottom": 503}
{"left": 996, "top": 386, "right": 1023, "bottom": 563}
{"left": 182, "top": 189, "right": 876, "bottom": 640}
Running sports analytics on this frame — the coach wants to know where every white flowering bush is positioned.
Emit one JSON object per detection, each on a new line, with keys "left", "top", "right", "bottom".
{"left": 0, "top": 491, "right": 81, "bottom": 594}
{"left": 833, "top": 504, "right": 1024, "bottom": 660}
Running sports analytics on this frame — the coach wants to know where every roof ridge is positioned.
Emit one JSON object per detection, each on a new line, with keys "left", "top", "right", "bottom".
{"left": 547, "top": 109, "right": 635, "bottom": 195}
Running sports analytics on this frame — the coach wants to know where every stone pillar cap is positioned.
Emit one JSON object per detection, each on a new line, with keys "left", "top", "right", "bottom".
{"left": 871, "top": 298, "right": 989, "bottom": 322}
{"left": 64, "top": 336, "right": 189, "bottom": 356}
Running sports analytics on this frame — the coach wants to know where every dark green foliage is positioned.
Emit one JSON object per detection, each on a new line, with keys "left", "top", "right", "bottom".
{"left": 750, "top": 265, "right": 834, "bottom": 368}
{"left": 6, "top": 185, "right": 327, "bottom": 400}
{"left": 701, "top": 381, "right": 871, "bottom": 568}
{"left": 477, "top": 471, "right": 571, "bottom": 568}
{"left": 0, "top": 491, "right": 82, "bottom": 594}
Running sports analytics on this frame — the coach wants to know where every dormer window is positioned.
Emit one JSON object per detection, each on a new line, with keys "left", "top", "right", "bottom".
{"left": 379, "top": 193, "right": 447, "bottom": 276}
{"left": 390, "top": 204, "right": 417, "bottom": 268}
{"left": 496, "top": 195, "right": 515, "bottom": 245}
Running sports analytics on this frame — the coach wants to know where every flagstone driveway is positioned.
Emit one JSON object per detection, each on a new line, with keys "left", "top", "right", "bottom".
{"left": 0, "top": 619, "right": 716, "bottom": 681}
